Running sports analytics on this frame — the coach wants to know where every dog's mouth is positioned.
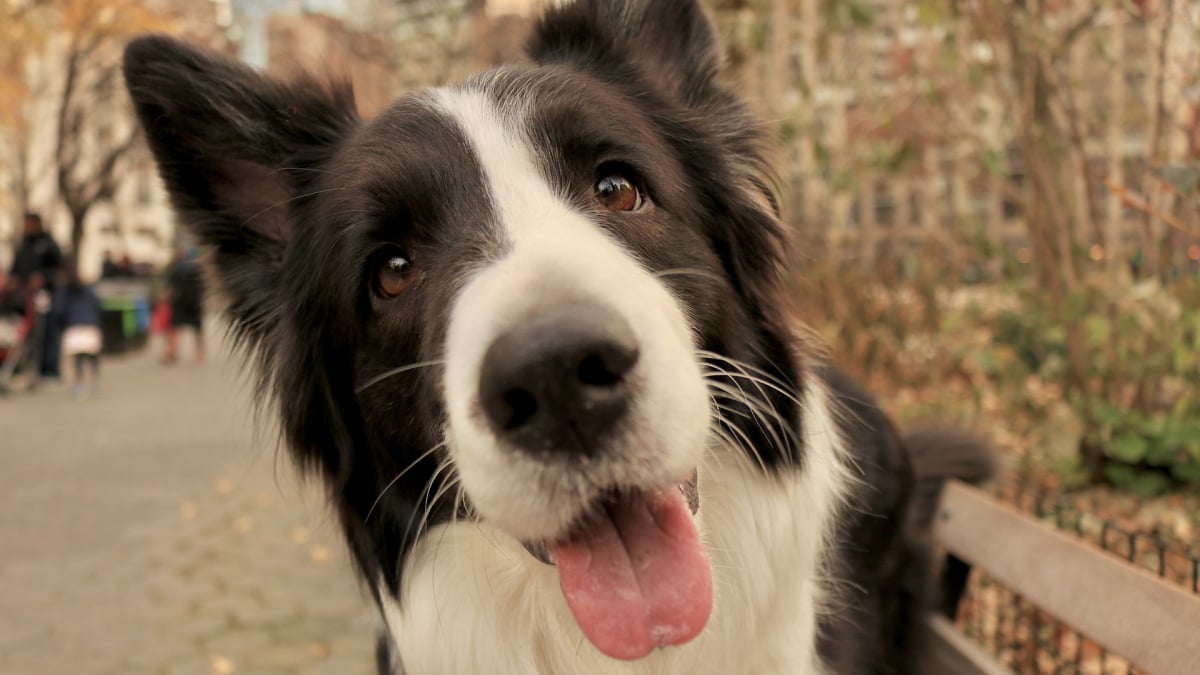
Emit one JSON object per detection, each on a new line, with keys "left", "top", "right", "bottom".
{"left": 523, "top": 471, "right": 700, "bottom": 565}
{"left": 522, "top": 471, "right": 710, "bottom": 661}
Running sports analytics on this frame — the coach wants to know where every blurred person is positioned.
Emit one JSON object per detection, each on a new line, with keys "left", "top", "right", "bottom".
{"left": 53, "top": 262, "right": 103, "bottom": 399}
{"left": 0, "top": 270, "right": 16, "bottom": 315}
{"left": 9, "top": 213, "right": 63, "bottom": 382}
{"left": 10, "top": 213, "right": 62, "bottom": 292}
{"left": 117, "top": 253, "right": 137, "bottom": 278}
{"left": 4, "top": 271, "right": 52, "bottom": 390}
{"left": 100, "top": 250, "right": 121, "bottom": 279}
{"left": 150, "top": 285, "right": 172, "bottom": 338}
{"left": 0, "top": 270, "right": 14, "bottom": 373}
{"left": 163, "top": 246, "right": 205, "bottom": 364}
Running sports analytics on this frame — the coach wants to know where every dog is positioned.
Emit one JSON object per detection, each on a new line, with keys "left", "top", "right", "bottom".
{"left": 123, "top": 1, "right": 991, "bottom": 672}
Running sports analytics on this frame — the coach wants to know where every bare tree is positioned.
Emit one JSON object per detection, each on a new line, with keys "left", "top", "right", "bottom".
{"left": 24, "top": 0, "right": 168, "bottom": 269}
{"left": 54, "top": 37, "right": 140, "bottom": 268}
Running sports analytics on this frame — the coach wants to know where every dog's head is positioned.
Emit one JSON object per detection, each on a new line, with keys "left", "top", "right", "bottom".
{"left": 125, "top": 0, "right": 804, "bottom": 660}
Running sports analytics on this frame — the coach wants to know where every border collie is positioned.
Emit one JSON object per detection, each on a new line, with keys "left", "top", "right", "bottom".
{"left": 124, "top": 1, "right": 991, "bottom": 673}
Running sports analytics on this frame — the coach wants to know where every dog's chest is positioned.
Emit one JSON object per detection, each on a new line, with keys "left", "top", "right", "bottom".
{"left": 379, "top": 445, "right": 842, "bottom": 675}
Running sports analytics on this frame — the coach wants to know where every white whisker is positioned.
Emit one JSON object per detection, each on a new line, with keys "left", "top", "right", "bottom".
{"left": 698, "top": 350, "right": 805, "bottom": 407}
{"left": 241, "top": 186, "right": 351, "bottom": 226}
{"left": 365, "top": 441, "right": 449, "bottom": 523}
{"left": 357, "top": 360, "right": 447, "bottom": 393}
{"left": 403, "top": 455, "right": 455, "bottom": 542}
{"left": 653, "top": 267, "right": 728, "bottom": 285}
{"left": 706, "top": 377, "right": 800, "bottom": 454}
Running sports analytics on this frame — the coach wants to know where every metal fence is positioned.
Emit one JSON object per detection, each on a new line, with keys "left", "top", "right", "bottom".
{"left": 947, "top": 480, "right": 1200, "bottom": 674}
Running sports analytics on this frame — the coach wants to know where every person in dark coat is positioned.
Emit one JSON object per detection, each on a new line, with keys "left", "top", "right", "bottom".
{"left": 9, "top": 213, "right": 62, "bottom": 289}
{"left": 100, "top": 251, "right": 121, "bottom": 279}
{"left": 163, "top": 246, "right": 205, "bottom": 364}
{"left": 8, "top": 212, "right": 63, "bottom": 381}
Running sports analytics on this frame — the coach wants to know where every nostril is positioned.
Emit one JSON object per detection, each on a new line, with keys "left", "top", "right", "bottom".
{"left": 578, "top": 353, "right": 618, "bottom": 387}
{"left": 501, "top": 388, "right": 538, "bottom": 430}
{"left": 577, "top": 346, "right": 638, "bottom": 387}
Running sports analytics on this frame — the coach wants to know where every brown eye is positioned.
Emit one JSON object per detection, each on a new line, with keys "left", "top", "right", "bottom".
{"left": 594, "top": 171, "right": 644, "bottom": 212}
{"left": 376, "top": 254, "right": 416, "bottom": 298}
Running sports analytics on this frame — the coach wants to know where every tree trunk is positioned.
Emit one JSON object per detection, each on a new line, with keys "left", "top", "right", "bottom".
{"left": 68, "top": 205, "right": 87, "bottom": 274}
{"left": 1106, "top": 6, "right": 1126, "bottom": 284}
{"left": 1140, "top": 0, "right": 1176, "bottom": 282}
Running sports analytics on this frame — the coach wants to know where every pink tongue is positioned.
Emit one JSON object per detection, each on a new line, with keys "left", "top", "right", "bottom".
{"left": 551, "top": 487, "right": 712, "bottom": 661}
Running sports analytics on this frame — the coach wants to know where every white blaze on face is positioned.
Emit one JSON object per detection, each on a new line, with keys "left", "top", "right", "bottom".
{"left": 434, "top": 86, "right": 711, "bottom": 543}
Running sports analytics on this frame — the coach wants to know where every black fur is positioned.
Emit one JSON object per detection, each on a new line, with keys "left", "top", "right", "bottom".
{"left": 816, "top": 369, "right": 995, "bottom": 675}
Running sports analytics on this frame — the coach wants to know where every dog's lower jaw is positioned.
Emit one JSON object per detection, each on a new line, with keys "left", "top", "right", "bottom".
{"left": 378, "top": 381, "right": 850, "bottom": 675}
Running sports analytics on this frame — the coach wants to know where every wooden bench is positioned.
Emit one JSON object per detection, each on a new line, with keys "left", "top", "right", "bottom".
{"left": 921, "top": 481, "right": 1200, "bottom": 675}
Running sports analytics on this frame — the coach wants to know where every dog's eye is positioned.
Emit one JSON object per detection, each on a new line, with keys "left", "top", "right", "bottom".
{"left": 594, "top": 170, "right": 643, "bottom": 212}
{"left": 375, "top": 254, "right": 417, "bottom": 298}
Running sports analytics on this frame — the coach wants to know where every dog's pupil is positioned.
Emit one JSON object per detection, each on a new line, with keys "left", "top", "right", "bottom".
{"left": 597, "top": 175, "right": 637, "bottom": 210}
{"left": 376, "top": 256, "right": 413, "bottom": 297}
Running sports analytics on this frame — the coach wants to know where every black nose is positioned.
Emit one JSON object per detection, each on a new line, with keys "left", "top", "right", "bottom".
{"left": 479, "top": 304, "right": 639, "bottom": 457}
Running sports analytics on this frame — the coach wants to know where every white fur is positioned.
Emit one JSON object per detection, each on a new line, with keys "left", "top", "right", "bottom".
{"left": 437, "top": 87, "right": 710, "bottom": 542}
{"left": 381, "top": 85, "right": 854, "bottom": 674}
{"left": 381, "top": 379, "right": 852, "bottom": 675}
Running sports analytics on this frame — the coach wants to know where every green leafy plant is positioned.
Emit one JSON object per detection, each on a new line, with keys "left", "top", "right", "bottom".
{"left": 992, "top": 278, "right": 1200, "bottom": 495}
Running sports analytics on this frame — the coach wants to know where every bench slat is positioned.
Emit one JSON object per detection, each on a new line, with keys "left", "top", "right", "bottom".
{"left": 934, "top": 481, "right": 1200, "bottom": 675}
{"left": 921, "top": 614, "right": 1013, "bottom": 675}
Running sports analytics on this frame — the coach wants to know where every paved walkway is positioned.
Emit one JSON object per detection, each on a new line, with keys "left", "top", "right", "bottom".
{"left": 0, "top": 330, "right": 377, "bottom": 675}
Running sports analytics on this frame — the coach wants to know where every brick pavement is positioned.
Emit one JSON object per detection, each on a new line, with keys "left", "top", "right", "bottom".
{"left": 0, "top": 331, "right": 377, "bottom": 675}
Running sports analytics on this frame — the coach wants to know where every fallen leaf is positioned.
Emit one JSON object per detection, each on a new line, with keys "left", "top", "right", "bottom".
{"left": 210, "top": 654, "right": 235, "bottom": 674}
{"left": 310, "top": 545, "right": 332, "bottom": 564}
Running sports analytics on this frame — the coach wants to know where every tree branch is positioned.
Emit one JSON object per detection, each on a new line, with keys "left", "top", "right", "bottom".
{"left": 82, "top": 130, "right": 139, "bottom": 206}
{"left": 1058, "top": 6, "right": 1102, "bottom": 52}
{"left": 55, "top": 40, "right": 84, "bottom": 213}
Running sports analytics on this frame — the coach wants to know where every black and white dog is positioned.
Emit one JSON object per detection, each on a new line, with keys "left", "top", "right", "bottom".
{"left": 124, "top": 1, "right": 990, "bottom": 672}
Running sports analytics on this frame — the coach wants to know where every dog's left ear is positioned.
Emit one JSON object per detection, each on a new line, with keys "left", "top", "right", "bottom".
{"left": 528, "top": 0, "right": 720, "bottom": 105}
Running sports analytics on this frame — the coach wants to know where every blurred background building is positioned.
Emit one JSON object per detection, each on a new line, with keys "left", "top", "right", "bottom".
{"left": 1, "top": 0, "right": 1197, "bottom": 281}
{"left": 778, "top": 0, "right": 1200, "bottom": 276}
{"left": 0, "top": 0, "right": 236, "bottom": 278}
{"left": 0, "top": 0, "right": 543, "bottom": 278}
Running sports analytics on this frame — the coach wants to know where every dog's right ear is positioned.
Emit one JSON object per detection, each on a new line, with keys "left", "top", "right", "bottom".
{"left": 123, "top": 35, "right": 359, "bottom": 341}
